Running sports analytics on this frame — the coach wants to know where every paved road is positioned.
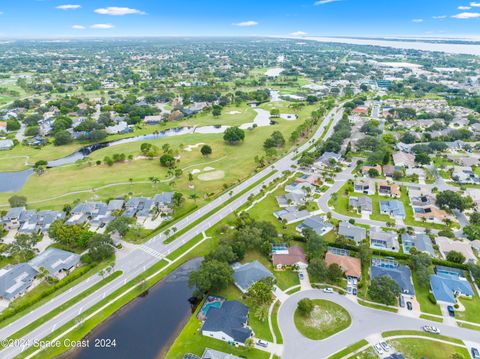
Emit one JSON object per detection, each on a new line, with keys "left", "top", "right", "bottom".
{"left": 0, "top": 104, "right": 347, "bottom": 358}
{"left": 278, "top": 289, "right": 480, "bottom": 359}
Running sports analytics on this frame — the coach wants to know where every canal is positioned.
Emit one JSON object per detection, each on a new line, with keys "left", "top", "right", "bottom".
{"left": 65, "top": 258, "right": 201, "bottom": 359}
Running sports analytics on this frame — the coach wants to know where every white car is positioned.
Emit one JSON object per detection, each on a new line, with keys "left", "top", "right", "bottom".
{"left": 323, "top": 287, "right": 334, "bottom": 293}
{"left": 256, "top": 339, "right": 268, "bottom": 348}
{"left": 423, "top": 325, "right": 440, "bottom": 334}
{"left": 373, "top": 344, "right": 384, "bottom": 354}
{"left": 380, "top": 342, "right": 391, "bottom": 352}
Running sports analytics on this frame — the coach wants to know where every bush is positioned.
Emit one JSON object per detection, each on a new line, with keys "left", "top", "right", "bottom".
{"left": 297, "top": 298, "right": 314, "bottom": 316}
{"left": 428, "top": 292, "right": 437, "bottom": 305}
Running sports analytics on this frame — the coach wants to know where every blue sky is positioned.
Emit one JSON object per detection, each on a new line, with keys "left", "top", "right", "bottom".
{"left": 1, "top": 0, "right": 480, "bottom": 38}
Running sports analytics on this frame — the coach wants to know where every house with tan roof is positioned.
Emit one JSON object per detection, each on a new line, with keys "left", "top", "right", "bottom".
{"left": 436, "top": 236, "right": 477, "bottom": 264}
{"left": 414, "top": 206, "right": 451, "bottom": 224}
{"left": 377, "top": 181, "right": 401, "bottom": 198}
{"left": 325, "top": 252, "right": 361, "bottom": 279}
{"left": 393, "top": 151, "right": 416, "bottom": 168}
{"left": 361, "top": 164, "right": 382, "bottom": 176}
{"left": 272, "top": 246, "right": 308, "bottom": 270}
{"left": 0, "top": 121, "right": 6, "bottom": 133}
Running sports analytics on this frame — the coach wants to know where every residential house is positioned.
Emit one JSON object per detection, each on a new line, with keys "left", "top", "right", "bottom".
{"left": 276, "top": 192, "right": 305, "bottom": 208}
{"left": 273, "top": 207, "right": 310, "bottom": 225}
{"left": 379, "top": 200, "right": 406, "bottom": 219}
{"left": 66, "top": 202, "right": 109, "bottom": 226}
{"left": 0, "top": 263, "right": 38, "bottom": 302}
{"left": 2, "top": 207, "right": 26, "bottom": 229}
{"left": 123, "top": 197, "right": 154, "bottom": 221}
{"left": 392, "top": 152, "right": 416, "bottom": 168}
{"left": 200, "top": 348, "right": 242, "bottom": 359}
{"left": 413, "top": 206, "right": 450, "bottom": 224}
{"left": 377, "top": 181, "right": 401, "bottom": 198}
{"left": 435, "top": 236, "right": 477, "bottom": 264}
{"left": 18, "top": 210, "right": 65, "bottom": 234}
{"left": 325, "top": 251, "right": 361, "bottom": 279}
{"left": 284, "top": 182, "right": 316, "bottom": 196}
{"left": 296, "top": 216, "right": 333, "bottom": 236}
{"left": 451, "top": 166, "right": 480, "bottom": 185}
{"left": 430, "top": 266, "right": 474, "bottom": 304}
{"left": 232, "top": 261, "right": 273, "bottom": 293}
{"left": 401, "top": 233, "right": 435, "bottom": 256}
{"left": 315, "top": 152, "right": 342, "bottom": 168}
{"left": 371, "top": 259, "right": 414, "bottom": 295}
{"left": 201, "top": 300, "right": 252, "bottom": 345}
{"left": 272, "top": 246, "right": 308, "bottom": 270}
{"left": 353, "top": 179, "right": 375, "bottom": 195}
{"left": 0, "top": 139, "right": 14, "bottom": 150}
{"left": 143, "top": 115, "right": 163, "bottom": 125}
{"left": 352, "top": 106, "right": 369, "bottom": 116}
{"left": 28, "top": 248, "right": 80, "bottom": 278}
{"left": 361, "top": 164, "right": 382, "bottom": 176}
{"left": 382, "top": 165, "right": 397, "bottom": 178}
{"left": 471, "top": 240, "right": 480, "bottom": 253}
{"left": 370, "top": 229, "right": 399, "bottom": 252}
{"left": 349, "top": 196, "right": 373, "bottom": 215}
{"left": 153, "top": 192, "right": 175, "bottom": 213}
{"left": 338, "top": 221, "right": 367, "bottom": 245}
{"left": 0, "top": 121, "right": 6, "bottom": 133}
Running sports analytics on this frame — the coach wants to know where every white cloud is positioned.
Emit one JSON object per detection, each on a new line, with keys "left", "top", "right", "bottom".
{"left": 452, "top": 12, "right": 480, "bottom": 18}
{"left": 470, "top": 2, "right": 480, "bottom": 6}
{"left": 56, "top": 4, "right": 81, "bottom": 10}
{"left": 94, "top": 7, "right": 145, "bottom": 16}
{"left": 72, "top": 25, "right": 85, "bottom": 29}
{"left": 90, "top": 24, "right": 114, "bottom": 29}
{"left": 314, "top": 0, "right": 340, "bottom": 4}
{"left": 432, "top": 15, "right": 447, "bottom": 19}
{"left": 290, "top": 31, "right": 307, "bottom": 36}
{"left": 412, "top": 18, "right": 424, "bottom": 23}
{"left": 233, "top": 20, "right": 258, "bottom": 27}
{"left": 458, "top": 6, "right": 471, "bottom": 10}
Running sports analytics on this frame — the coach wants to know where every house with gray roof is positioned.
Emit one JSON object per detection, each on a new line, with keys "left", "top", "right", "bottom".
{"left": 338, "top": 221, "right": 366, "bottom": 244}
{"left": 276, "top": 192, "right": 305, "bottom": 208}
{"left": 296, "top": 216, "right": 333, "bottom": 236}
{"left": 29, "top": 248, "right": 80, "bottom": 278}
{"left": 232, "top": 260, "right": 273, "bottom": 293}
{"left": 371, "top": 260, "right": 414, "bottom": 295}
{"left": 154, "top": 192, "right": 174, "bottom": 213}
{"left": 18, "top": 210, "right": 65, "bottom": 234}
{"left": 0, "top": 263, "right": 38, "bottom": 301}
{"left": 124, "top": 197, "right": 154, "bottom": 220}
{"left": 401, "top": 233, "right": 435, "bottom": 256}
{"left": 200, "top": 348, "right": 242, "bottom": 359}
{"left": 379, "top": 200, "right": 406, "bottom": 219}
{"left": 314, "top": 152, "right": 342, "bottom": 167}
{"left": 2, "top": 207, "right": 26, "bottom": 229}
{"left": 0, "top": 139, "right": 14, "bottom": 150}
{"left": 430, "top": 266, "right": 474, "bottom": 304}
{"left": 349, "top": 196, "right": 373, "bottom": 215}
{"left": 66, "top": 202, "right": 109, "bottom": 226}
{"left": 273, "top": 207, "right": 311, "bottom": 225}
{"left": 370, "top": 229, "right": 399, "bottom": 252}
{"left": 201, "top": 300, "right": 252, "bottom": 345}
{"left": 107, "top": 199, "right": 125, "bottom": 212}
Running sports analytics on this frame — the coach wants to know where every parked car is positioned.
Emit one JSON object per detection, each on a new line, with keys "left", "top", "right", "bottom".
{"left": 423, "top": 325, "right": 440, "bottom": 334}
{"left": 380, "top": 342, "right": 391, "bottom": 352}
{"left": 407, "top": 301, "right": 413, "bottom": 311}
{"left": 256, "top": 339, "right": 268, "bottom": 348}
{"left": 471, "top": 347, "right": 480, "bottom": 359}
{"left": 323, "top": 287, "right": 334, "bottom": 293}
{"left": 298, "top": 272, "right": 304, "bottom": 280}
{"left": 447, "top": 305, "right": 455, "bottom": 317}
{"left": 352, "top": 288, "right": 357, "bottom": 296}
{"left": 373, "top": 344, "right": 384, "bottom": 354}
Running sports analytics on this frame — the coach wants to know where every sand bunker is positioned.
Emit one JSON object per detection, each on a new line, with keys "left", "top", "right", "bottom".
{"left": 226, "top": 111, "right": 241, "bottom": 115}
{"left": 280, "top": 113, "right": 297, "bottom": 121}
{"left": 184, "top": 143, "right": 205, "bottom": 152}
{"left": 198, "top": 170, "right": 225, "bottom": 181}
{"left": 190, "top": 169, "right": 201, "bottom": 174}
{"left": 203, "top": 166, "right": 215, "bottom": 171}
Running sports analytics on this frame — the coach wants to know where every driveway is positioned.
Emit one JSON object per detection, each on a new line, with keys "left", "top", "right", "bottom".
{"left": 278, "top": 289, "right": 480, "bottom": 359}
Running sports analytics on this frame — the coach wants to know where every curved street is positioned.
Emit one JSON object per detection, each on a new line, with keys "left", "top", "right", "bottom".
{"left": 278, "top": 289, "right": 480, "bottom": 359}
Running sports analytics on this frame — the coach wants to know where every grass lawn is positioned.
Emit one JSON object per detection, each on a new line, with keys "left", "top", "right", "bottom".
{"left": 382, "top": 330, "right": 464, "bottom": 345}
{"left": 0, "top": 110, "right": 306, "bottom": 208}
{"left": 456, "top": 293, "right": 480, "bottom": 324}
{"left": 412, "top": 272, "right": 441, "bottom": 316}
{"left": 271, "top": 300, "right": 283, "bottom": 344}
{"left": 329, "top": 182, "right": 360, "bottom": 218}
{"left": 419, "top": 314, "right": 443, "bottom": 323}
{"left": 388, "top": 338, "right": 469, "bottom": 359}
{"left": 351, "top": 348, "right": 378, "bottom": 359}
{"left": 327, "top": 339, "right": 369, "bottom": 359}
{"left": 357, "top": 299, "right": 398, "bottom": 313}
{"left": 294, "top": 299, "right": 351, "bottom": 340}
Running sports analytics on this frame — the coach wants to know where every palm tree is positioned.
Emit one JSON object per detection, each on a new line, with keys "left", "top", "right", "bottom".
{"left": 149, "top": 176, "right": 160, "bottom": 189}
{"left": 189, "top": 193, "right": 198, "bottom": 203}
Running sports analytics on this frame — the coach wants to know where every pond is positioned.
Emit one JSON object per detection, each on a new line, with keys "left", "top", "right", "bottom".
{"left": 65, "top": 258, "right": 201, "bottom": 359}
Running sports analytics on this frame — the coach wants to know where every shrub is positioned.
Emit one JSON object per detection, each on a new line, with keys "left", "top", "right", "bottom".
{"left": 428, "top": 292, "right": 437, "bottom": 305}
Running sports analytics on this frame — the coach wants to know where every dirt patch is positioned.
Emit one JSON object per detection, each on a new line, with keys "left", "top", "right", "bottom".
{"left": 198, "top": 170, "right": 225, "bottom": 181}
